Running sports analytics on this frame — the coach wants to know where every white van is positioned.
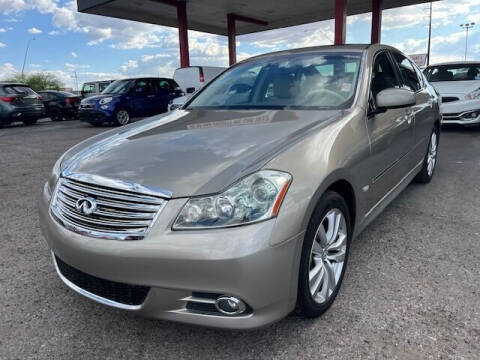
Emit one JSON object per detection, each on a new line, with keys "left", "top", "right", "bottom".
{"left": 173, "top": 66, "right": 225, "bottom": 94}
{"left": 169, "top": 66, "right": 225, "bottom": 112}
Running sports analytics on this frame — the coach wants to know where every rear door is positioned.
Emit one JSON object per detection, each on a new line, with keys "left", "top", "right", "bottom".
{"left": 365, "top": 50, "right": 415, "bottom": 210}
{"left": 391, "top": 52, "right": 435, "bottom": 165}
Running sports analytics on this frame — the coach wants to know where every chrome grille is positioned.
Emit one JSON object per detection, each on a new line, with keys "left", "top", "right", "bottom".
{"left": 50, "top": 176, "right": 168, "bottom": 240}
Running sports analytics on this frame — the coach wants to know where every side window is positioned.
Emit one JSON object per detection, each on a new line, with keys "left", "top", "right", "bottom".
{"left": 158, "top": 80, "right": 171, "bottom": 91}
{"left": 98, "top": 82, "right": 109, "bottom": 93}
{"left": 371, "top": 52, "right": 400, "bottom": 100}
{"left": 135, "top": 80, "right": 155, "bottom": 93}
{"left": 82, "top": 84, "right": 96, "bottom": 94}
{"left": 392, "top": 53, "right": 421, "bottom": 92}
{"left": 413, "top": 63, "right": 425, "bottom": 89}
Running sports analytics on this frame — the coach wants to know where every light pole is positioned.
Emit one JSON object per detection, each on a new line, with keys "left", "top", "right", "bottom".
{"left": 426, "top": 1, "right": 432, "bottom": 66}
{"left": 460, "top": 22, "right": 475, "bottom": 61}
{"left": 21, "top": 37, "right": 35, "bottom": 77}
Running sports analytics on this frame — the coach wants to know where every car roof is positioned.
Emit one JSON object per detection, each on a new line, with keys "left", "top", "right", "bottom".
{"left": 115, "top": 77, "right": 174, "bottom": 81}
{"left": 239, "top": 44, "right": 402, "bottom": 64}
{"left": 0, "top": 82, "right": 30, "bottom": 87}
{"left": 426, "top": 61, "right": 480, "bottom": 67}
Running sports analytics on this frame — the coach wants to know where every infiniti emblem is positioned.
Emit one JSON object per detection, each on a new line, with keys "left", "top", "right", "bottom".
{"left": 75, "top": 197, "right": 97, "bottom": 215}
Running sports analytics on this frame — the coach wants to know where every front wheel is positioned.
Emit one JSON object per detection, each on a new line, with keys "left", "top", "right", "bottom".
{"left": 114, "top": 108, "right": 130, "bottom": 126}
{"left": 296, "top": 191, "right": 351, "bottom": 318}
{"left": 414, "top": 127, "right": 439, "bottom": 184}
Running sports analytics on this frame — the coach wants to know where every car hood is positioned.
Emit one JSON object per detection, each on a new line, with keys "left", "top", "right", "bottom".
{"left": 431, "top": 80, "right": 480, "bottom": 96}
{"left": 83, "top": 94, "right": 120, "bottom": 104}
{"left": 61, "top": 109, "right": 342, "bottom": 197}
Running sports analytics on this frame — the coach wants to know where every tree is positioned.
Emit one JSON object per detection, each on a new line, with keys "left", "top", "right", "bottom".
{"left": 7, "top": 72, "right": 64, "bottom": 91}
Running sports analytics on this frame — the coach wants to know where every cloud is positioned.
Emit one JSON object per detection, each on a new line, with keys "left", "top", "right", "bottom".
{"left": 0, "top": 62, "right": 16, "bottom": 79}
{"left": 65, "top": 63, "right": 90, "bottom": 69}
{"left": 0, "top": 0, "right": 27, "bottom": 14}
{"left": 71, "top": 51, "right": 77, "bottom": 57}
{"left": 120, "top": 60, "right": 138, "bottom": 73}
{"left": 49, "top": 30, "right": 60, "bottom": 35}
{"left": 0, "top": 42, "right": 6, "bottom": 48}
{"left": 0, "top": 27, "right": 6, "bottom": 32}
{"left": 27, "top": 27, "right": 42, "bottom": 34}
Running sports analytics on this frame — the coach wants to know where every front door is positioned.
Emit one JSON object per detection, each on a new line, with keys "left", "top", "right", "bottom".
{"left": 131, "top": 79, "right": 157, "bottom": 116}
{"left": 365, "top": 50, "right": 415, "bottom": 210}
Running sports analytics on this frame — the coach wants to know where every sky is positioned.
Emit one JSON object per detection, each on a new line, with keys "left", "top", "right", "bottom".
{"left": 0, "top": 0, "right": 479, "bottom": 89}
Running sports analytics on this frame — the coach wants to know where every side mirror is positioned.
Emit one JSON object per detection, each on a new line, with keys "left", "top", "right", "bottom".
{"left": 376, "top": 88, "right": 416, "bottom": 109}
{"left": 186, "top": 87, "right": 195, "bottom": 94}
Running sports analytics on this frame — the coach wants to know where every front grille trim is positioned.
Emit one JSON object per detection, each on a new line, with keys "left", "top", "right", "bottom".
{"left": 50, "top": 174, "right": 168, "bottom": 240}
{"left": 52, "top": 253, "right": 148, "bottom": 310}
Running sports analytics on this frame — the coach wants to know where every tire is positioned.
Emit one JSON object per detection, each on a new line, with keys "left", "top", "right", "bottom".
{"left": 22, "top": 118, "right": 38, "bottom": 126}
{"left": 114, "top": 108, "right": 130, "bottom": 126}
{"left": 296, "top": 191, "right": 352, "bottom": 318}
{"left": 50, "top": 108, "right": 63, "bottom": 122}
{"left": 414, "top": 126, "right": 439, "bottom": 184}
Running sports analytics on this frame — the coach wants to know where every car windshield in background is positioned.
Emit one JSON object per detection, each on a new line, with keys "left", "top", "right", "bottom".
{"left": 102, "top": 80, "right": 133, "bottom": 95}
{"left": 187, "top": 52, "right": 363, "bottom": 110}
{"left": 4, "top": 86, "right": 36, "bottom": 95}
{"left": 425, "top": 64, "right": 480, "bottom": 82}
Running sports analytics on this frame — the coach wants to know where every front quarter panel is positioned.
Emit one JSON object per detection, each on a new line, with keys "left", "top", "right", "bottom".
{"left": 266, "top": 106, "right": 370, "bottom": 246}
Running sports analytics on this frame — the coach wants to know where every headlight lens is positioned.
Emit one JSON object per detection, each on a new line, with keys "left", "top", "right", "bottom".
{"left": 48, "top": 153, "right": 65, "bottom": 192}
{"left": 465, "top": 88, "right": 480, "bottom": 100}
{"left": 173, "top": 170, "right": 292, "bottom": 229}
{"left": 99, "top": 97, "right": 113, "bottom": 105}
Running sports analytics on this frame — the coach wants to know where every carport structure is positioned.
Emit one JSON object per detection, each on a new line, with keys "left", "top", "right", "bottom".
{"left": 77, "top": 0, "right": 434, "bottom": 67}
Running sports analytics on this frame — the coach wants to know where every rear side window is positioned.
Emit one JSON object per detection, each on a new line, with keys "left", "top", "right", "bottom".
{"left": 371, "top": 52, "right": 400, "bottom": 99}
{"left": 4, "top": 86, "right": 36, "bottom": 95}
{"left": 392, "top": 53, "right": 421, "bottom": 92}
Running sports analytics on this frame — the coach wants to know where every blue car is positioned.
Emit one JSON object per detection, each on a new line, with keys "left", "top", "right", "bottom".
{"left": 79, "top": 77, "right": 183, "bottom": 126}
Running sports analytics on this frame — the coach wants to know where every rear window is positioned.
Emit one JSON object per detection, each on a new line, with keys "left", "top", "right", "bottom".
{"left": 425, "top": 64, "right": 480, "bottom": 82}
{"left": 4, "top": 86, "right": 36, "bottom": 95}
{"left": 82, "top": 83, "right": 96, "bottom": 94}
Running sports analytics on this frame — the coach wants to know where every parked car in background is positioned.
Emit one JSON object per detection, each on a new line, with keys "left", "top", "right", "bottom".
{"left": 0, "top": 82, "right": 45, "bottom": 127}
{"left": 79, "top": 77, "right": 183, "bottom": 126}
{"left": 38, "top": 90, "right": 81, "bottom": 121}
{"left": 169, "top": 66, "right": 225, "bottom": 111}
{"left": 40, "top": 45, "right": 441, "bottom": 329}
{"left": 80, "top": 80, "right": 115, "bottom": 98}
{"left": 424, "top": 61, "right": 480, "bottom": 125}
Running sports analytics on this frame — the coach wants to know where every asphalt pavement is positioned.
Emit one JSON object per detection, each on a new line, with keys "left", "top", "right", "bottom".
{"left": 0, "top": 119, "right": 479, "bottom": 359}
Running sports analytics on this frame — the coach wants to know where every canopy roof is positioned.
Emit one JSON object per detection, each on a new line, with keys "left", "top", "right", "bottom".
{"left": 78, "top": 0, "right": 435, "bottom": 36}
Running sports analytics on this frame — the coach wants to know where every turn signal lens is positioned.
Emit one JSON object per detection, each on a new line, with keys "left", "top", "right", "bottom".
{"left": 1, "top": 96, "right": 15, "bottom": 102}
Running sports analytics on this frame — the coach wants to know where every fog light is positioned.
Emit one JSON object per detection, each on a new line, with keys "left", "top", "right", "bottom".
{"left": 215, "top": 296, "right": 246, "bottom": 316}
{"left": 470, "top": 112, "right": 478, "bottom": 118}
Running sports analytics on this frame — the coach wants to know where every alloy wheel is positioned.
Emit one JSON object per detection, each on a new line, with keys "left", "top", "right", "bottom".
{"left": 116, "top": 110, "right": 130, "bottom": 125}
{"left": 427, "top": 132, "right": 437, "bottom": 177}
{"left": 309, "top": 208, "right": 347, "bottom": 304}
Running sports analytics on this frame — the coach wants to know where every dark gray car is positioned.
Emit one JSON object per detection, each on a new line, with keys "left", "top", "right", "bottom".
{"left": 0, "top": 83, "right": 45, "bottom": 127}
{"left": 39, "top": 44, "right": 441, "bottom": 329}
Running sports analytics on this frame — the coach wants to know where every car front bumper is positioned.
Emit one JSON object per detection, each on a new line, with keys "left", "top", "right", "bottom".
{"left": 440, "top": 99, "right": 480, "bottom": 124}
{"left": 39, "top": 183, "right": 302, "bottom": 329}
{"left": 78, "top": 108, "right": 113, "bottom": 123}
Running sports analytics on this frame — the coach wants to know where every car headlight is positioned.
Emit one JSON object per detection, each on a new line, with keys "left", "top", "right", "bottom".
{"left": 48, "top": 153, "right": 65, "bottom": 193}
{"left": 173, "top": 170, "right": 292, "bottom": 229}
{"left": 99, "top": 97, "right": 113, "bottom": 105}
{"left": 465, "top": 88, "right": 480, "bottom": 100}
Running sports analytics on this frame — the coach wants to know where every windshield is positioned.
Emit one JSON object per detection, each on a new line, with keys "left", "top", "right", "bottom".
{"left": 424, "top": 64, "right": 480, "bottom": 82}
{"left": 187, "top": 52, "right": 363, "bottom": 110}
{"left": 102, "top": 79, "right": 133, "bottom": 95}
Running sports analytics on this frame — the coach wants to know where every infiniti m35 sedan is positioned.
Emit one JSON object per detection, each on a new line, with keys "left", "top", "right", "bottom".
{"left": 39, "top": 44, "right": 440, "bottom": 329}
